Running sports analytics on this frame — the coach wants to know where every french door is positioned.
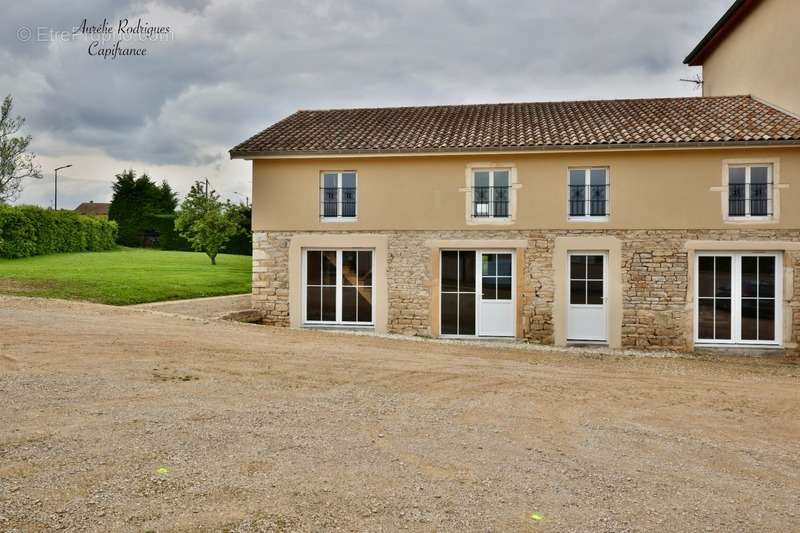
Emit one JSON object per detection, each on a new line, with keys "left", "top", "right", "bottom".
{"left": 440, "top": 250, "right": 515, "bottom": 337}
{"left": 303, "top": 249, "right": 374, "bottom": 325}
{"left": 695, "top": 252, "right": 782, "bottom": 345}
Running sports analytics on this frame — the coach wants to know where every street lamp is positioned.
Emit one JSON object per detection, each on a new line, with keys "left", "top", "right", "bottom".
{"left": 54, "top": 164, "right": 72, "bottom": 210}
{"left": 233, "top": 191, "right": 250, "bottom": 206}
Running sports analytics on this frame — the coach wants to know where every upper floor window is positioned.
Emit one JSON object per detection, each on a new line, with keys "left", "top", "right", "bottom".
{"left": 472, "top": 168, "right": 510, "bottom": 218}
{"left": 320, "top": 171, "right": 357, "bottom": 220}
{"left": 728, "top": 164, "right": 772, "bottom": 218}
{"left": 569, "top": 168, "right": 609, "bottom": 219}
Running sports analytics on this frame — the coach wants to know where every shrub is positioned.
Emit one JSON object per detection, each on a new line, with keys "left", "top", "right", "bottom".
{"left": 0, "top": 204, "right": 118, "bottom": 259}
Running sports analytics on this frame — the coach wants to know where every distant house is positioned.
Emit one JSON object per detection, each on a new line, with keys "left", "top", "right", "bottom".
{"left": 74, "top": 201, "right": 110, "bottom": 219}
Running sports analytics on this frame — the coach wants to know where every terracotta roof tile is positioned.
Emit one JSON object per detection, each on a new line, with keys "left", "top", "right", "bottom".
{"left": 230, "top": 96, "right": 800, "bottom": 156}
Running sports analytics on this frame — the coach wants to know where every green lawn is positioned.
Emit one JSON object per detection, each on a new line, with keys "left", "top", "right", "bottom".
{"left": 0, "top": 248, "right": 251, "bottom": 305}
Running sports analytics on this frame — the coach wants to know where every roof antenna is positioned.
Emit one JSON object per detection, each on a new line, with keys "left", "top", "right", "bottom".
{"left": 680, "top": 74, "right": 704, "bottom": 91}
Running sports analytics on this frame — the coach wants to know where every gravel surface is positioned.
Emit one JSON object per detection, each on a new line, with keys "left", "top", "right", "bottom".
{"left": 129, "top": 293, "right": 252, "bottom": 319}
{"left": 1, "top": 296, "right": 799, "bottom": 532}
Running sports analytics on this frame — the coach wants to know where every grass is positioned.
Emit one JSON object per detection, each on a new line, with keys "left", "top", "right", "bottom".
{"left": 0, "top": 247, "right": 251, "bottom": 305}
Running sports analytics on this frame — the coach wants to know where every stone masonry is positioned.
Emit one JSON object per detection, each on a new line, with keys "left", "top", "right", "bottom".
{"left": 252, "top": 229, "right": 800, "bottom": 351}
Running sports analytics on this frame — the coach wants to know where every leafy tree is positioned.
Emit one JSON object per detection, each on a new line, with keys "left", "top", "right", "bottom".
{"left": 108, "top": 170, "right": 177, "bottom": 246}
{"left": 0, "top": 95, "right": 43, "bottom": 202}
{"left": 175, "top": 183, "right": 242, "bottom": 265}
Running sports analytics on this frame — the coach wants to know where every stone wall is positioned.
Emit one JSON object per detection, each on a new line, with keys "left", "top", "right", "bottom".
{"left": 252, "top": 229, "right": 800, "bottom": 350}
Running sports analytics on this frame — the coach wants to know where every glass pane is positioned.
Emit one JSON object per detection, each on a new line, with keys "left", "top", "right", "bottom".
{"left": 322, "top": 287, "right": 336, "bottom": 322}
{"left": 497, "top": 276, "right": 512, "bottom": 300}
{"left": 750, "top": 166, "right": 768, "bottom": 183}
{"left": 587, "top": 281, "right": 603, "bottom": 305}
{"left": 323, "top": 173, "right": 338, "bottom": 188}
{"left": 741, "top": 298, "right": 758, "bottom": 341}
{"left": 569, "top": 170, "right": 585, "bottom": 217}
{"left": 358, "top": 251, "right": 372, "bottom": 286}
{"left": 570, "top": 280, "right": 586, "bottom": 305}
{"left": 698, "top": 257, "right": 714, "bottom": 298}
{"left": 698, "top": 298, "right": 714, "bottom": 339}
{"left": 341, "top": 187, "right": 356, "bottom": 217}
{"left": 750, "top": 180, "right": 769, "bottom": 216}
{"left": 728, "top": 167, "right": 746, "bottom": 184}
{"left": 759, "top": 299, "right": 775, "bottom": 341}
{"left": 493, "top": 186, "right": 509, "bottom": 217}
{"left": 322, "top": 251, "right": 337, "bottom": 285}
{"left": 759, "top": 257, "right": 775, "bottom": 298}
{"left": 460, "top": 251, "right": 476, "bottom": 292}
{"left": 497, "top": 254, "right": 512, "bottom": 276}
{"left": 341, "top": 172, "right": 356, "bottom": 189}
{"left": 441, "top": 294, "right": 458, "bottom": 335}
{"left": 569, "top": 169, "right": 586, "bottom": 186}
{"left": 590, "top": 168, "right": 606, "bottom": 186}
{"left": 342, "top": 251, "right": 357, "bottom": 286}
{"left": 474, "top": 171, "right": 490, "bottom": 187}
{"left": 441, "top": 251, "right": 458, "bottom": 292}
{"left": 307, "top": 251, "right": 321, "bottom": 285}
{"left": 715, "top": 298, "right": 731, "bottom": 340}
{"left": 482, "top": 254, "right": 497, "bottom": 276}
{"left": 306, "top": 287, "right": 321, "bottom": 321}
{"left": 357, "top": 287, "right": 372, "bottom": 323}
{"left": 590, "top": 182, "right": 606, "bottom": 216}
{"left": 570, "top": 255, "right": 586, "bottom": 280}
{"left": 741, "top": 256, "right": 758, "bottom": 298}
{"left": 482, "top": 276, "right": 496, "bottom": 300}
{"left": 322, "top": 187, "right": 338, "bottom": 218}
{"left": 586, "top": 255, "right": 604, "bottom": 280}
{"left": 342, "top": 286, "right": 357, "bottom": 322}
{"left": 715, "top": 257, "right": 731, "bottom": 298}
{"left": 493, "top": 170, "right": 509, "bottom": 187}
{"left": 459, "top": 294, "right": 475, "bottom": 335}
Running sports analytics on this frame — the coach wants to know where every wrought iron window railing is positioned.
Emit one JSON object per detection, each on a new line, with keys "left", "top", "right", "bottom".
{"left": 729, "top": 182, "right": 772, "bottom": 217}
{"left": 473, "top": 186, "right": 510, "bottom": 218}
{"left": 320, "top": 187, "right": 357, "bottom": 218}
{"left": 569, "top": 183, "right": 609, "bottom": 217}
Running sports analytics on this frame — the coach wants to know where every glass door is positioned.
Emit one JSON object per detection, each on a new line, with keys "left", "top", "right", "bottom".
{"left": 304, "top": 249, "right": 373, "bottom": 325}
{"left": 695, "top": 253, "right": 781, "bottom": 345}
{"left": 440, "top": 251, "right": 476, "bottom": 335}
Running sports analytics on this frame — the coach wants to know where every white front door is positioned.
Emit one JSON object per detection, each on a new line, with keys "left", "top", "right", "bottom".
{"left": 478, "top": 251, "right": 515, "bottom": 337}
{"left": 567, "top": 253, "right": 607, "bottom": 342}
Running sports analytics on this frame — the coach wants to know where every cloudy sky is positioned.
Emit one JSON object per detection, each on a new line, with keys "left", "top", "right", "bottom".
{"left": 1, "top": 0, "right": 730, "bottom": 209}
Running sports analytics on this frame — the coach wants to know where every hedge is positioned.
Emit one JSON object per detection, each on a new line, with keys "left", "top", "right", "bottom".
{"left": 142, "top": 213, "right": 191, "bottom": 251}
{"left": 0, "top": 204, "right": 118, "bottom": 259}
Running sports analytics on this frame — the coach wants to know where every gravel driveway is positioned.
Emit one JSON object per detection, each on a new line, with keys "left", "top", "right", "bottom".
{"left": 1, "top": 296, "right": 798, "bottom": 532}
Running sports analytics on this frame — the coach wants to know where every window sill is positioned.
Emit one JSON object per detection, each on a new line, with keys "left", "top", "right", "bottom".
{"left": 467, "top": 217, "right": 515, "bottom": 226}
{"left": 568, "top": 216, "right": 609, "bottom": 223}
{"left": 723, "top": 217, "right": 777, "bottom": 225}
{"left": 320, "top": 217, "right": 358, "bottom": 223}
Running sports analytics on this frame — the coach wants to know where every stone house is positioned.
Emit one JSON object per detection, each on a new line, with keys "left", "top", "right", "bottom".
{"left": 231, "top": 0, "right": 800, "bottom": 352}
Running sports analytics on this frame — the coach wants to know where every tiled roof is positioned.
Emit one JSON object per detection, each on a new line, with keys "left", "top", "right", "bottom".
{"left": 74, "top": 202, "right": 110, "bottom": 215}
{"left": 230, "top": 96, "right": 800, "bottom": 157}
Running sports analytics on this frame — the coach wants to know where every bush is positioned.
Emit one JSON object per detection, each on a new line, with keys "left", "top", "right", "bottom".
{"left": 0, "top": 204, "right": 118, "bottom": 259}
{"left": 142, "top": 213, "right": 191, "bottom": 251}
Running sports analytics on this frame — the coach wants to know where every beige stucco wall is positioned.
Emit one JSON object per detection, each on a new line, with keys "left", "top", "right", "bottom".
{"left": 701, "top": 0, "right": 800, "bottom": 115}
{"left": 251, "top": 147, "right": 800, "bottom": 231}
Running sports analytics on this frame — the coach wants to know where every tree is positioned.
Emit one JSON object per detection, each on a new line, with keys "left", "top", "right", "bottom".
{"left": 175, "top": 182, "right": 241, "bottom": 265}
{"left": 108, "top": 170, "right": 177, "bottom": 246}
{"left": 0, "top": 95, "right": 42, "bottom": 202}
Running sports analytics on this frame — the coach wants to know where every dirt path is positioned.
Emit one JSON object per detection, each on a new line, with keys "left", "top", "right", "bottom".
{"left": 1, "top": 297, "right": 799, "bottom": 532}
{"left": 128, "top": 293, "right": 252, "bottom": 319}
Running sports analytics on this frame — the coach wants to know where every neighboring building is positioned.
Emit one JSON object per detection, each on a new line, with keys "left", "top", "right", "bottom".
{"left": 231, "top": 2, "right": 800, "bottom": 352}
{"left": 685, "top": 0, "right": 800, "bottom": 116}
{"left": 74, "top": 201, "right": 110, "bottom": 219}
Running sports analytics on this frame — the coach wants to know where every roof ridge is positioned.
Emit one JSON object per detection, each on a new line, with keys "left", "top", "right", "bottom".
{"left": 295, "top": 95, "right": 751, "bottom": 114}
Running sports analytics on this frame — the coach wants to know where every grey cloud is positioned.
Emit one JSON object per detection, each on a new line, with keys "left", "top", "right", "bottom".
{"left": 3, "top": 0, "right": 730, "bottom": 202}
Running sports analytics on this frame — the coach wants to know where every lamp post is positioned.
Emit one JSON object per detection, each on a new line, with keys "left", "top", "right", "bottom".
{"left": 233, "top": 191, "right": 250, "bottom": 206}
{"left": 54, "top": 164, "right": 72, "bottom": 210}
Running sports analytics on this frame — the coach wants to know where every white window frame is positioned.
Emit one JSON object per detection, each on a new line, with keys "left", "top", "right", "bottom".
{"left": 693, "top": 251, "right": 783, "bottom": 346}
{"left": 463, "top": 163, "right": 519, "bottom": 225}
{"left": 725, "top": 164, "right": 773, "bottom": 220}
{"left": 567, "top": 167, "right": 609, "bottom": 222}
{"left": 719, "top": 159, "right": 784, "bottom": 224}
{"left": 301, "top": 248, "right": 375, "bottom": 326}
{"left": 320, "top": 171, "right": 357, "bottom": 222}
